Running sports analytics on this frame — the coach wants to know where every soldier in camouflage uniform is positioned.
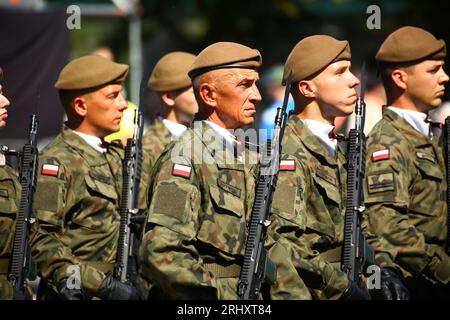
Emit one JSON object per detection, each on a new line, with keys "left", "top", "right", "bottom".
{"left": 364, "top": 26, "right": 450, "bottom": 299}
{"left": 269, "top": 35, "right": 372, "bottom": 300}
{"left": 0, "top": 67, "right": 23, "bottom": 300}
{"left": 140, "top": 52, "right": 198, "bottom": 209}
{"left": 138, "top": 42, "right": 311, "bottom": 299}
{"left": 30, "top": 56, "right": 145, "bottom": 300}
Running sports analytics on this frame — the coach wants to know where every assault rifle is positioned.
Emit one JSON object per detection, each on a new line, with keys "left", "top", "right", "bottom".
{"left": 114, "top": 88, "right": 145, "bottom": 283}
{"left": 8, "top": 114, "right": 39, "bottom": 297}
{"left": 342, "top": 63, "right": 373, "bottom": 283}
{"left": 237, "top": 72, "right": 293, "bottom": 300}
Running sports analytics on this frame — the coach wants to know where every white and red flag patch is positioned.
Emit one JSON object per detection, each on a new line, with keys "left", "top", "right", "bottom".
{"left": 279, "top": 159, "right": 295, "bottom": 171}
{"left": 42, "top": 164, "right": 59, "bottom": 177}
{"left": 172, "top": 164, "right": 192, "bottom": 179}
{"left": 372, "top": 149, "right": 390, "bottom": 162}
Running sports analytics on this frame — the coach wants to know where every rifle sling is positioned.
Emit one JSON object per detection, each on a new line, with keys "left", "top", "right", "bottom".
{"left": 204, "top": 262, "right": 241, "bottom": 278}
{"left": 0, "top": 258, "right": 9, "bottom": 274}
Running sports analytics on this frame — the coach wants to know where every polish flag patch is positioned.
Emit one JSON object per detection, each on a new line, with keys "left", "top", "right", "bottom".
{"left": 372, "top": 149, "right": 390, "bottom": 162}
{"left": 172, "top": 164, "right": 192, "bottom": 179}
{"left": 279, "top": 159, "right": 295, "bottom": 171}
{"left": 42, "top": 164, "right": 59, "bottom": 177}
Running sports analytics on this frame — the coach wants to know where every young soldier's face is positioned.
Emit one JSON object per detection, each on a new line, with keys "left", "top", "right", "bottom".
{"left": 405, "top": 60, "right": 449, "bottom": 112}
{"left": 0, "top": 84, "right": 10, "bottom": 129}
{"left": 214, "top": 68, "right": 262, "bottom": 129}
{"left": 313, "top": 60, "right": 360, "bottom": 118}
{"left": 84, "top": 83, "right": 128, "bottom": 138}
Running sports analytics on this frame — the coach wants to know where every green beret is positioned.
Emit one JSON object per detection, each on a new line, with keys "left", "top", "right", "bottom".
{"left": 188, "top": 42, "right": 262, "bottom": 79}
{"left": 148, "top": 51, "right": 196, "bottom": 92}
{"left": 283, "top": 35, "right": 351, "bottom": 83}
{"left": 376, "top": 26, "right": 446, "bottom": 63}
{"left": 55, "top": 55, "right": 129, "bottom": 90}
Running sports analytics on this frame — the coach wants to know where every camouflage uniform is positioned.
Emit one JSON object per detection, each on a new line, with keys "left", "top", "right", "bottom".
{"left": 0, "top": 156, "right": 20, "bottom": 300}
{"left": 270, "top": 115, "right": 350, "bottom": 300}
{"left": 138, "top": 121, "right": 310, "bottom": 299}
{"left": 139, "top": 117, "right": 172, "bottom": 208}
{"left": 363, "top": 108, "right": 450, "bottom": 298}
{"left": 30, "top": 126, "right": 125, "bottom": 300}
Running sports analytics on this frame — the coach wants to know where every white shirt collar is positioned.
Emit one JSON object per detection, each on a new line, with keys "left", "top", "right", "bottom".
{"left": 162, "top": 119, "right": 187, "bottom": 138}
{"left": 387, "top": 106, "right": 429, "bottom": 136}
{"left": 73, "top": 131, "right": 107, "bottom": 154}
{"left": 301, "top": 119, "right": 337, "bottom": 158}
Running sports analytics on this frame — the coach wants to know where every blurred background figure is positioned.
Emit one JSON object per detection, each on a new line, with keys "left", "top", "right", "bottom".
{"left": 92, "top": 46, "right": 116, "bottom": 62}
{"left": 257, "top": 64, "right": 294, "bottom": 139}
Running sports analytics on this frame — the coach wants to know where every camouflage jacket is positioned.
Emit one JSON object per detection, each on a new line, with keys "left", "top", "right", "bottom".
{"left": 139, "top": 117, "right": 172, "bottom": 210}
{"left": 0, "top": 159, "right": 20, "bottom": 300}
{"left": 363, "top": 108, "right": 450, "bottom": 283}
{"left": 138, "top": 121, "right": 310, "bottom": 299}
{"left": 30, "top": 126, "right": 124, "bottom": 299}
{"left": 269, "top": 115, "right": 350, "bottom": 300}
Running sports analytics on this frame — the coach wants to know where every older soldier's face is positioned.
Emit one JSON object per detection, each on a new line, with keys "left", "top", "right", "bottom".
{"left": 214, "top": 68, "right": 262, "bottom": 129}
{"left": 312, "top": 60, "right": 360, "bottom": 118}
{"left": 0, "top": 84, "right": 10, "bottom": 129}
{"left": 405, "top": 60, "right": 449, "bottom": 112}
{"left": 84, "top": 83, "right": 128, "bottom": 138}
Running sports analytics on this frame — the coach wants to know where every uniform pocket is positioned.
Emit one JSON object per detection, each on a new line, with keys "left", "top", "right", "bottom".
{"left": 196, "top": 185, "right": 246, "bottom": 255}
{"left": 84, "top": 172, "right": 118, "bottom": 200}
{"left": 313, "top": 172, "right": 341, "bottom": 206}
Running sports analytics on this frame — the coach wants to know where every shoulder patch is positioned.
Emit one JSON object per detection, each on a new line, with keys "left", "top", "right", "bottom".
{"left": 172, "top": 164, "right": 192, "bottom": 179}
{"left": 372, "top": 149, "right": 390, "bottom": 162}
{"left": 41, "top": 164, "right": 59, "bottom": 177}
{"left": 280, "top": 159, "right": 295, "bottom": 171}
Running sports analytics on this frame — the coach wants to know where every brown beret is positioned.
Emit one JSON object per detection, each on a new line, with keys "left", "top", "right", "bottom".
{"left": 55, "top": 55, "right": 129, "bottom": 90}
{"left": 188, "top": 42, "right": 262, "bottom": 79}
{"left": 284, "top": 35, "right": 351, "bottom": 83}
{"left": 148, "top": 51, "right": 196, "bottom": 92}
{"left": 376, "top": 26, "right": 446, "bottom": 63}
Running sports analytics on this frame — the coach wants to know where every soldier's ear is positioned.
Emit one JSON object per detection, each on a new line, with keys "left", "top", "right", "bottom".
{"left": 160, "top": 92, "right": 176, "bottom": 108}
{"left": 198, "top": 82, "right": 217, "bottom": 108}
{"left": 72, "top": 96, "right": 88, "bottom": 117}
{"left": 298, "top": 80, "right": 316, "bottom": 99}
{"left": 391, "top": 69, "right": 408, "bottom": 90}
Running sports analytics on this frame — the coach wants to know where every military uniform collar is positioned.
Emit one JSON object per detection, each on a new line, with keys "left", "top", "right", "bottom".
{"left": 386, "top": 106, "right": 430, "bottom": 137}
{"left": 73, "top": 130, "right": 107, "bottom": 153}
{"left": 383, "top": 107, "right": 432, "bottom": 147}
{"left": 193, "top": 121, "right": 256, "bottom": 169}
{"left": 61, "top": 125, "right": 109, "bottom": 165}
{"left": 289, "top": 115, "right": 338, "bottom": 165}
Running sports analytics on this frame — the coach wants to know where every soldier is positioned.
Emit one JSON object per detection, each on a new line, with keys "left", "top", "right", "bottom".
{"left": 138, "top": 42, "right": 310, "bottom": 299}
{"left": 143, "top": 51, "right": 198, "bottom": 170}
{"left": 0, "top": 67, "right": 22, "bottom": 300}
{"left": 30, "top": 55, "right": 145, "bottom": 300}
{"left": 139, "top": 52, "right": 198, "bottom": 212}
{"left": 269, "top": 35, "right": 372, "bottom": 300}
{"left": 363, "top": 26, "right": 449, "bottom": 300}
